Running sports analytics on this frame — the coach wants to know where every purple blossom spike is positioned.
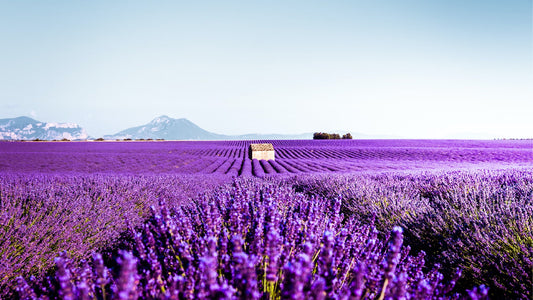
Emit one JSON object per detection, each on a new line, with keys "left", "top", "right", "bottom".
{"left": 309, "top": 277, "right": 326, "bottom": 300}
{"left": 467, "top": 285, "right": 489, "bottom": 300}
{"left": 318, "top": 230, "right": 337, "bottom": 294}
{"left": 281, "top": 260, "right": 305, "bottom": 300}
{"left": 384, "top": 226, "right": 403, "bottom": 280}
{"left": 92, "top": 253, "right": 109, "bottom": 288}
{"left": 55, "top": 253, "right": 74, "bottom": 300}
{"left": 16, "top": 276, "right": 37, "bottom": 299}
{"left": 197, "top": 236, "right": 219, "bottom": 298}
{"left": 115, "top": 250, "right": 139, "bottom": 300}
{"left": 348, "top": 262, "right": 366, "bottom": 300}
{"left": 265, "top": 229, "right": 281, "bottom": 282}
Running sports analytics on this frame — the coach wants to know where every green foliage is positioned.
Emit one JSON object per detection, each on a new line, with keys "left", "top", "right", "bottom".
{"left": 313, "top": 132, "right": 348, "bottom": 140}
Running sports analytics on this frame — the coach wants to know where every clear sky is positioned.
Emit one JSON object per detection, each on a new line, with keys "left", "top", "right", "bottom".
{"left": 1, "top": 0, "right": 532, "bottom": 138}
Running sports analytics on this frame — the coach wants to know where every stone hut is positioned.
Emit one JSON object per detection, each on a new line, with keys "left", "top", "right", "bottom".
{"left": 249, "top": 143, "right": 275, "bottom": 160}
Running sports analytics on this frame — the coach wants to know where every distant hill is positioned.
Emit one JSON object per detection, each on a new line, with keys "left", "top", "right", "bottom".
{"left": 103, "top": 115, "right": 228, "bottom": 140}
{"left": 0, "top": 115, "right": 391, "bottom": 141}
{"left": 103, "top": 115, "right": 314, "bottom": 140}
{"left": 0, "top": 116, "right": 88, "bottom": 140}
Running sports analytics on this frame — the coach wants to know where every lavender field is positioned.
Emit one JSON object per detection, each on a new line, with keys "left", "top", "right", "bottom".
{"left": 1, "top": 139, "right": 531, "bottom": 175}
{"left": 0, "top": 140, "right": 532, "bottom": 299}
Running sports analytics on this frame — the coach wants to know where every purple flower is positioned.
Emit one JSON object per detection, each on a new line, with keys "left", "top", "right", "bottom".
{"left": 467, "top": 284, "right": 489, "bottom": 300}
{"left": 115, "top": 251, "right": 139, "bottom": 300}
{"left": 55, "top": 253, "right": 74, "bottom": 300}
{"left": 384, "top": 226, "right": 403, "bottom": 279}
{"left": 16, "top": 276, "right": 37, "bottom": 299}
{"left": 265, "top": 229, "right": 281, "bottom": 282}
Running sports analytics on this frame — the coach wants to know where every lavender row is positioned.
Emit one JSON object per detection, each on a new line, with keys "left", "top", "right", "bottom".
{"left": 287, "top": 169, "right": 533, "bottom": 299}
{"left": 15, "top": 178, "right": 485, "bottom": 299}
{"left": 0, "top": 173, "right": 230, "bottom": 296}
{"left": 177, "top": 139, "right": 533, "bottom": 149}
{"left": 1, "top": 140, "right": 530, "bottom": 175}
{"left": 0, "top": 152, "right": 220, "bottom": 174}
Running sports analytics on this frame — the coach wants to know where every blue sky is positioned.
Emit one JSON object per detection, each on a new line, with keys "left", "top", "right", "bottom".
{"left": 1, "top": 1, "right": 531, "bottom": 138}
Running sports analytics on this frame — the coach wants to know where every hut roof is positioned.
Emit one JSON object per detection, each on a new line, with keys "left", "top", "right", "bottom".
{"left": 249, "top": 143, "right": 274, "bottom": 151}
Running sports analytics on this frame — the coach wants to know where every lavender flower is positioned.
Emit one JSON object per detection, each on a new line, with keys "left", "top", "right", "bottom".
{"left": 55, "top": 253, "right": 74, "bottom": 300}
{"left": 115, "top": 251, "right": 139, "bottom": 300}
{"left": 16, "top": 276, "right": 37, "bottom": 299}
{"left": 4, "top": 162, "right": 527, "bottom": 299}
{"left": 467, "top": 285, "right": 489, "bottom": 300}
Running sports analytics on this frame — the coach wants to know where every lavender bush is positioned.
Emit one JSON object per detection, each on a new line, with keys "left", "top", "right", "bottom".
{"left": 0, "top": 173, "right": 228, "bottom": 296}
{"left": 1, "top": 139, "right": 530, "bottom": 298}
{"left": 289, "top": 169, "right": 533, "bottom": 298}
{"left": 14, "top": 178, "right": 484, "bottom": 299}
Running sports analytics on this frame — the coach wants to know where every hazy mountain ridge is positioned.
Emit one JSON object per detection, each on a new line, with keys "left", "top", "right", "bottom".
{"left": 0, "top": 116, "right": 89, "bottom": 140}
{"left": 1, "top": 115, "right": 391, "bottom": 141}
{"left": 103, "top": 116, "right": 227, "bottom": 140}
{"left": 103, "top": 115, "right": 315, "bottom": 140}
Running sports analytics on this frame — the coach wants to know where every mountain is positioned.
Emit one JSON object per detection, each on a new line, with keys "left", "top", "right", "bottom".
{"left": 0, "top": 116, "right": 89, "bottom": 140}
{"left": 0, "top": 115, "right": 393, "bottom": 141}
{"left": 104, "top": 115, "right": 314, "bottom": 140}
{"left": 103, "top": 115, "right": 228, "bottom": 140}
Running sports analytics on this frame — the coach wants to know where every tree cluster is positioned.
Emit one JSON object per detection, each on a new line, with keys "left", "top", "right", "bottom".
{"left": 313, "top": 132, "right": 352, "bottom": 140}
